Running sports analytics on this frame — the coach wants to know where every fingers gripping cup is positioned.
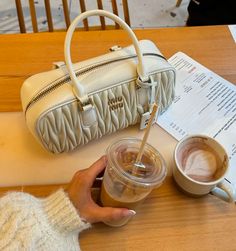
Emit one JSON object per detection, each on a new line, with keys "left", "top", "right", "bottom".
{"left": 100, "top": 138, "right": 167, "bottom": 227}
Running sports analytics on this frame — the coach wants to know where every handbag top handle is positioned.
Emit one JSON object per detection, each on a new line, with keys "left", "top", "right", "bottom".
{"left": 64, "top": 9, "right": 149, "bottom": 106}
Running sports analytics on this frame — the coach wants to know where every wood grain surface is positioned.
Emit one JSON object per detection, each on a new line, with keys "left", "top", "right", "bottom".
{"left": 0, "top": 25, "right": 236, "bottom": 111}
{"left": 0, "top": 25, "right": 236, "bottom": 250}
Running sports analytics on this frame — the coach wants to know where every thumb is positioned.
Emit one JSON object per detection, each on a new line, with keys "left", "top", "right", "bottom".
{"left": 92, "top": 206, "right": 136, "bottom": 223}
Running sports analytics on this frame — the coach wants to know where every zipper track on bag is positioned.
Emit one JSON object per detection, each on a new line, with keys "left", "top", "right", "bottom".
{"left": 25, "top": 53, "right": 166, "bottom": 113}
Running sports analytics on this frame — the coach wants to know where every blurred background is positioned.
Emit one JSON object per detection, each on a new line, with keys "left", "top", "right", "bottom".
{"left": 0, "top": 0, "right": 189, "bottom": 34}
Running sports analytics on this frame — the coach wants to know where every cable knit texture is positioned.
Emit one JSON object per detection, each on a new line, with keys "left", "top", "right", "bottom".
{"left": 0, "top": 190, "right": 90, "bottom": 251}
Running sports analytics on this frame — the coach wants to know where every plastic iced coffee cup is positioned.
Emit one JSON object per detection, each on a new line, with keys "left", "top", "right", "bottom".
{"left": 100, "top": 138, "right": 167, "bottom": 227}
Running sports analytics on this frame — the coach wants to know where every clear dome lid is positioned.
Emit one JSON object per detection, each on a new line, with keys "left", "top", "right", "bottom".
{"left": 106, "top": 138, "right": 167, "bottom": 188}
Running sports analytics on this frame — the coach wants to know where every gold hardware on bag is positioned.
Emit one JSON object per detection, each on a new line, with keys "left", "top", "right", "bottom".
{"left": 108, "top": 96, "right": 124, "bottom": 110}
{"left": 78, "top": 98, "right": 93, "bottom": 111}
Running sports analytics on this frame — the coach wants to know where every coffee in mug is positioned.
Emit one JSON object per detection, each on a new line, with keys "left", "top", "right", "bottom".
{"left": 173, "top": 135, "right": 234, "bottom": 202}
{"left": 177, "top": 140, "right": 223, "bottom": 182}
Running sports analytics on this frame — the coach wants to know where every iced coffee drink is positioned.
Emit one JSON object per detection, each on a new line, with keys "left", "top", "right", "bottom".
{"left": 100, "top": 138, "right": 167, "bottom": 227}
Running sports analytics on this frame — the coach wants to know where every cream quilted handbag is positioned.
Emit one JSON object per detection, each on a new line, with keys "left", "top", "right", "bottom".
{"left": 21, "top": 10, "right": 176, "bottom": 153}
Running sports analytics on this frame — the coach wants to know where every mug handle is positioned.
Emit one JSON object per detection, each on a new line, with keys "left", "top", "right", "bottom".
{"left": 211, "top": 179, "right": 235, "bottom": 203}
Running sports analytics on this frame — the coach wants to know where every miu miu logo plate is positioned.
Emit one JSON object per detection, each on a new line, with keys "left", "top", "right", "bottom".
{"left": 108, "top": 96, "right": 124, "bottom": 110}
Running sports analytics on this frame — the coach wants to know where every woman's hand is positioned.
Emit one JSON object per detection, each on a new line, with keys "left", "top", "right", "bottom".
{"left": 67, "top": 156, "right": 135, "bottom": 224}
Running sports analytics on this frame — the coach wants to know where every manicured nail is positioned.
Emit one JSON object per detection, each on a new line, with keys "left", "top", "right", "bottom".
{"left": 129, "top": 210, "right": 136, "bottom": 216}
{"left": 124, "top": 210, "right": 136, "bottom": 217}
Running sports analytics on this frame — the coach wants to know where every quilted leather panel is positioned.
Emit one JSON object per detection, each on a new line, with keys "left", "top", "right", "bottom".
{"left": 37, "top": 80, "right": 141, "bottom": 153}
{"left": 37, "top": 70, "right": 174, "bottom": 153}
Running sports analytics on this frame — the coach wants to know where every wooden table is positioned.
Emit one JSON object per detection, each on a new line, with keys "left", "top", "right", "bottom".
{"left": 0, "top": 25, "right": 236, "bottom": 250}
{"left": 1, "top": 25, "right": 236, "bottom": 112}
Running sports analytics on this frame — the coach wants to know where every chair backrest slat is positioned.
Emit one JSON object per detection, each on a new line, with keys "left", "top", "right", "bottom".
{"left": 15, "top": 0, "right": 26, "bottom": 33}
{"left": 97, "top": 0, "right": 106, "bottom": 30}
{"left": 122, "top": 0, "right": 130, "bottom": 26}
{"left": 28, "top": 0, "right": 38, "bottom": 33}
{"left": 111, "top": 0, "right": 119, "bottom": 29}
{"left": 44, "top": 0, "right": 54, "bottom": 32}
{"left": 79, "top": 0, "right": 89, "bottom": 31}
{"left": 62, "top": 0, "right": 71, "bottom": 29}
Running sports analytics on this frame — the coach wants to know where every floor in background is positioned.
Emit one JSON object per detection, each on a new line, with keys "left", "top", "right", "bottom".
{"left": 0, "top": 0, "right": 189, "bottom": 33}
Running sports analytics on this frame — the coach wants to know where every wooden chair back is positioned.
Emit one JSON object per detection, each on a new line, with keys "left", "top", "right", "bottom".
{"left": 15, "top": 0, "right": 70, "bottom": 33}
{"left": 176, "top": 0, "right": 183, "bottom": 7}
{"left": 15, "top": 0, "right": 130, "bottom": 33}
{"left": 79, "top": 0, "right": 130, "bottom": 30}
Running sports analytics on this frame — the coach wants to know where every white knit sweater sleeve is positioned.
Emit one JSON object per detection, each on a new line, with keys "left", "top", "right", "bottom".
{"left": 0, "top": 189, "right": 91, "bottom": 251}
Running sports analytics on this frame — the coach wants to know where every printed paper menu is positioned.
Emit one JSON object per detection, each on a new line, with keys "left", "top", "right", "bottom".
{"left": 157, "top": 52, "right": 236, "bottom": 189}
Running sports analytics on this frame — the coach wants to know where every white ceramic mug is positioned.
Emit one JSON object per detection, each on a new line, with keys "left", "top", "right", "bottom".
{"left": 173, "top": 134, "right": 235, "bottom": 203}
